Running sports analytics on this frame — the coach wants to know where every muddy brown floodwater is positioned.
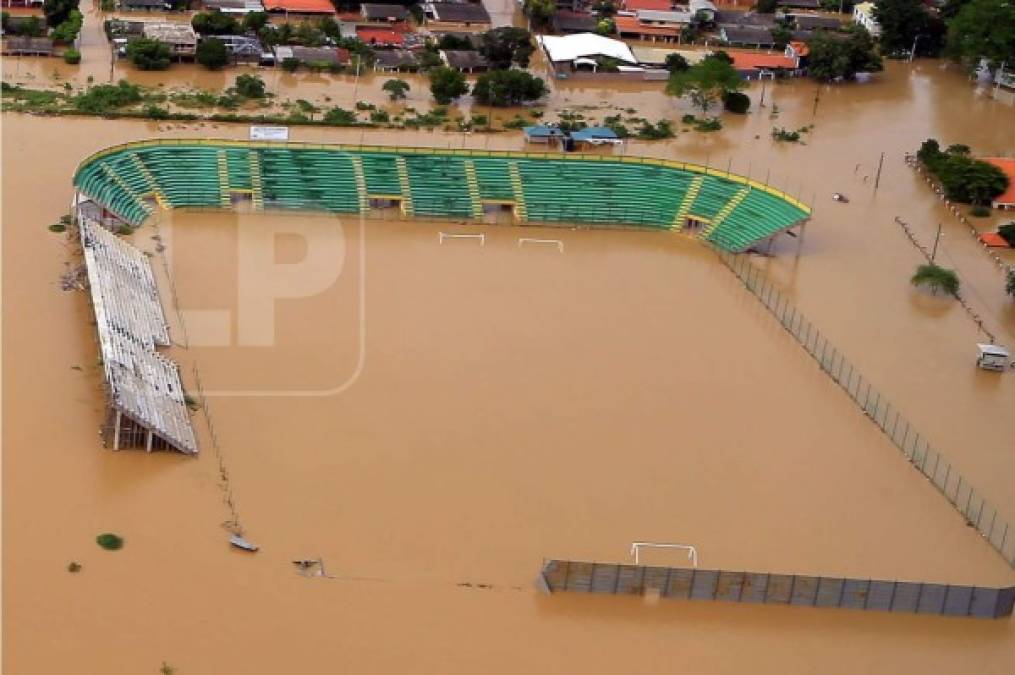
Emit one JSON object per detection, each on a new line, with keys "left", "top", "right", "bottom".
{"left": 4, "top": 46, "right": 1015, "bottom": 675}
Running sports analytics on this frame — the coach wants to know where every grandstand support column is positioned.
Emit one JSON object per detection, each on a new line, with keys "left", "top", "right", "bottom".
{"left": 796, "top": 220, "right": 808, "bottom": 256}
{"left": 146, "top": 429, "right": 153, "bottom": 452}
{"left": 113, "top": 410, "right": 121, "bottom": 450}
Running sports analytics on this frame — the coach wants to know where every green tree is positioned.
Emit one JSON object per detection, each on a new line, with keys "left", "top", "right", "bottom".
{"left": 382, "top": 78, "right": 410, "bottom": 100}
{"left": 917, "top": 139, "right": 1009, "bottom": 205}
{"left": 666, "top": 54, "right": 743, "bottom": 114}
{"left": 126, "top": 38, "right": 172, "bottom": 71}
{"left": 63, "top": 47, "right": 81, "bottom": 64}
{"left": 42, "top": 0, "right": 78, "bottom": 27}
{"left": 50, "top": 9, "right": 82, "bottom": 42}
{"left": 595, "top": 18, "right": 616, "bottom": 35}
{"left": 911, "top": 264, "right": 960, "bottom": 295}
{"left": 323, "top": 106, "right": 357, "bottom": 125}
{"left": 242, "top": 11, "right": 269, "bottom": 32}
{"left": 438, "top": 34, "right": 474, "bottom": 50}
{"left": 723, "top": 91, "right": 751, "bottom": 113}
{"left": 196, "top": 38, "right": 229, "bottom": 70}
{"left": 946, "top": 0, "right": 1015, "bottom": 68}
{"left": 664, "top": 52, "right": 689, "bottom": 73}
{"left": 479, "top": 27, "right": 534, "bottom": 70}
{"left": 523, "top": 0, "right": 555, "bottom": 27}
{"left": 807, "top": 27, "right": 882, "bottom": 81}
{"left": 73, "top": 80, "right": 142, "bottom": 113}
{"left": 192, "top": 10, "right": 240, "bottom": 35}
{"left": 471, "top": 70, "right": 547, "bottom": 106}
{"left": 872, "top": 0, "right": 946, "bottom": 57}
{"left": 234, "top": 74, "right": 266, "bottom": 98}
{"left": 428, "top": 67, "right": 469, "bottom": 105}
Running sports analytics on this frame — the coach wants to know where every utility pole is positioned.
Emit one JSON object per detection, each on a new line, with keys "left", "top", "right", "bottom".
{"left": 909, "top": 35, "right": 921, "bottom": 63}
{"left": 874, "top": 152, "right": 885, "bottom": 190}
{"left": 931, "top": 223, "right": 943, "bottom": 263}
{"left": 812, "top": 83, "right": 820, "bottom": 117}
{"left": 995, "top": 61, "right": 1007, "bottom": 99}
{"left": 759, "top": 76, "right": 767, "bottom": 107}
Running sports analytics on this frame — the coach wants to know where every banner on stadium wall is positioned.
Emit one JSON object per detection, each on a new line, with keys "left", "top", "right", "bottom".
{"left": 250, "top": 126, "right": 289, "bottom": 141}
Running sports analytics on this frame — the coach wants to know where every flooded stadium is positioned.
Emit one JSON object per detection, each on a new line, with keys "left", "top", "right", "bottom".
{"left": 4, "top": 44, "right": 1015, "bottom": 675}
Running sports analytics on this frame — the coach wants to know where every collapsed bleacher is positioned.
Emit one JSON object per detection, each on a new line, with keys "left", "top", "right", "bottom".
{"left": 79, "top": 218, "right": 197, "bottom": 455}
{"left": 74, "top": 141, "right": 811, "bottom": 253}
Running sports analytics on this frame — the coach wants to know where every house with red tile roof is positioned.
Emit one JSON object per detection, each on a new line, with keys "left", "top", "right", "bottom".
{"left": 263, "top": 0, "right": 335, "bottom": 15}
{"left": 983, "top": 158, "right": 1015, "bottom": 210}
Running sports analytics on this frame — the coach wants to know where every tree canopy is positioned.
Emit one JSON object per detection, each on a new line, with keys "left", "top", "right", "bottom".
{"left": 471, "top": 70, "right": 547, "bottom": 106}
{"left": 428, "top": 67, "right": 469, "bottom": 104}
{"left": 196, "top": 38, "right": 230, "bottom": 70}
{"left": 479, "top": 27, "right": 534, "bottom": 70}
{"left": 126, "top": 38, "right": 172, "bottom": 71}
{"left": 522, "top": 0, "right": 555, "bottom": 27}
{"left": 807, "top": 27, "right": 882, "bottom": 81}
{"left": 945, "top": 0, "right": 1015, "bottom": 68}
{"left": 382, "top": 78, "right": 410, "bottom": 100}
{"left": 192, "top": 10, "right": 240, "bottom": 35}
{"left": 917, "top": 139, "right": 1010, "bottom": 205}
{"left": 665, "top": 54, "right": 743, "bottom": 113}
{"left": 42, "top": 0, "right": 77, "bottom": 27}
{"left": 872, "top": 0, "right": 946, "bottom": 57}
{"left": 664, "top": 52, "right": 689, "bottom": 73}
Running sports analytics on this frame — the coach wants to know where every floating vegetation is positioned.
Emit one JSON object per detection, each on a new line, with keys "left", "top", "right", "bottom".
{"left": 96, "top": 533, "right": 124, "bottom": 551}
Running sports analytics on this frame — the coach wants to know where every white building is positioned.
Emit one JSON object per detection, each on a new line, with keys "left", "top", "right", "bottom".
{"left": 853, "top": 2, "right": 880, "bottom": 37}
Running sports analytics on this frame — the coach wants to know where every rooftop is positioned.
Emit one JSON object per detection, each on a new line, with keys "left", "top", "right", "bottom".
{"left": 262, "top": 0, "right": 336, "bottom": 13}
{"left": 356, "top": 26, "right": 406, "bottom": 45}
{"left": 983, "top": 158, "right": 1015, "bottom": 205}
{"left": 539, "top": 32, "right": 637, "bottom": 64}
{"left": 615, "top": 15, "right": 681, "bottom": 36}
{"left": 360, "top": 3, "right": 409, "bottom": 20}
{"left": 623, "top": 0, "right": 673, "bottom": 10}
{"left": 441, "top": 49, "right": 489, "bottom": 69}
{"left": 729, "top": 50, "right": 798, "bottom": 70}
{"left": 721, "top": 25, "right": 775, "bottom": 45}
{"left": 427, "top": 2, "right": 491, "bottom": 24}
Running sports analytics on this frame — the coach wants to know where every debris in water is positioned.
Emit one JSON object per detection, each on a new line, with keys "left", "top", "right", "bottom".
{"left": 293, "top": 558, "right": 332, "bottom": 577}
{"left": 67, "top": 561, "right": 82, "bottom": 573}
{"left": 832, "top": 193, "right": 849, "bottom": 203}
{"left": 229, "top": 535, "right": 259, "bottom": 552}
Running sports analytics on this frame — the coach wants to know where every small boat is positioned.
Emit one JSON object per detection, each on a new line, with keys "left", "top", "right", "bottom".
{"left": 229, "top": 534, "right": 259, "bottom": 552}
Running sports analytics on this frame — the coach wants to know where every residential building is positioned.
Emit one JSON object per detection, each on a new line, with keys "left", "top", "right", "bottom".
{"left": 360, "top": 3, "right": 409, "bottom": 23}
{"left": 1, "top": 36, "right": 54, "bottom": 55}
{"left": 262, "top": 0, "right": 336, "bottom": 16}
{"left": 791, "top": 14, "right": 841, "bottom": 31}
{"left": 853, "top": 2, "right": 880, "bottom": 36}
{"left": 201, "top": 0, "right": 266, "bottom": 14}
{"left": 983, "top": 158, "right": 1015, "bottom": 210}
{"left": 552, "top": 11, "right": 598, "bottom": 33}
{"left": 440, "top": 49, "right": 489, "bottom": 72}
{"left": 424, "top": 2, "right": 492, "bottom": 31}
{"left": 372, "top": 49, "right": 420, "bottom": 70}
{"left": 142, "top": 22, "right": 198, "bottom": 57}
{"left": 728, "top": 50, "right": 800, "bottom": 78}
{"left": 720, "top": 25, "right": 775, "bottom": 48}
{"left": 538, "top": 32, "right": 642, "bottom": 75}
{"left": 119, "top": 0, "right": 168, "bottom": 10}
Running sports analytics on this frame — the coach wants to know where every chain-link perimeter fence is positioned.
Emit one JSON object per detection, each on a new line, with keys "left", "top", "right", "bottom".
{"left": 715, "top": 249, "right": 1015, "bottom": 567}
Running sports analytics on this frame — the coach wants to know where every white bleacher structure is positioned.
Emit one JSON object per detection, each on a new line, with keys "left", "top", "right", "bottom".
{"left": 79, "top": 218, "right": 198, "bottom": 454}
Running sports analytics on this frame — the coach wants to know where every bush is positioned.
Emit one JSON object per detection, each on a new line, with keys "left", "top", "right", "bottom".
{"left": 96, "top": 533, "right": 124, "bottom": 550}
{"left": 234, "top": 74, "right": 266, "bottom": 98}
{"left": 74, "top": 80, "right": 142, "bottom": 113}
{"left": 281, "top": 57, "right": 300, "bottom": 72}
{"left": 63, "top": 47, "right": 81, "bottom": 65}
{"left": 323, "top": 106, "right": 357, "bottom": 125}
{"left": 911, "top": 263, "right": 960, "bottom": 295}
{"left": 970, "top": 205, "right": 991, "bottom": 217}
{"left": 1007, "top": 269, "right": 1015, "bottom": 298}
{"left": 126, "top": 37, "right": 172, "bottom": 71}
{"left": 144, "top": 104, "right": 170, "bottom": 119}
{"left": 723, "top": 91, "right": 750, "bottom": 114}
{"left": 370, "top": 109, "right": 390, "bottom": 123}
{"left": 48, "top": 222, "right": 67, "bottom": 232}
{"left": 636, "top": 119, "right": 675, "bottom": 139}
{"left": 196, "top": 38, "right": 229, "bottom": 70}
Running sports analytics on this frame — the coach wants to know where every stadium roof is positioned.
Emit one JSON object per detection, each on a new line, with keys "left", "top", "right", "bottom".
{"left": 539, "top": 33, "right": 637, "bottom": 64}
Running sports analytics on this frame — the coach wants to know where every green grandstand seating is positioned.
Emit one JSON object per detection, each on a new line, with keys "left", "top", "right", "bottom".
{"left": 73, "top": 142, "right": 810, "bottom": 252}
